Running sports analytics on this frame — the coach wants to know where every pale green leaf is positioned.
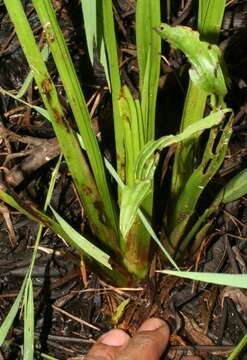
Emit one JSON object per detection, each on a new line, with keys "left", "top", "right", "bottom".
{"left": 158, "top": 270, "right": 247, "bottom": 289}
{"left": 51, "top": 207, "right": 112, "bottom": 270}
{"left": 102, "top": 0, "right": 125, "bottom": 189}
{"left": 119, "top": 85, "right": 144, "bottom": 186}
{"left": 223, "top": 168, "right": 247, "bottom": 204}
{"left": 0, "top": 275, "right": 27, "bottom": 345}
{"left": 81, "top": 0, "right": 110, "bottom": 87}
{"left": 120, "top": 180, "right": 151, "bottom": 239}
{"left": 111, "top": 298, "right": 130, "bottom": 325}
{"left": 81, "top": 0, "right": 96, "bottom": 65}
{"left": 16, "top": 43, "right": 50, "bottom": 99}
{"left": 136, "top": 0, "right": 161, "bottom": 141}
{"left": 23, "top": 279, "right": 34, "bottom": 360}
{"left": 32, "top": 105, "right": 50, "bottom": 121}
{"left": 40, "top": 354, "right": 59, "bottom": 360}
{"left": 0, "top": 155, "right": 60, "bottom": 348}
{"left": 155, "top": 23, "right": 227, "bottom": 98}
{"left": 0, "top": 86, "right": 51, "bottom": 121}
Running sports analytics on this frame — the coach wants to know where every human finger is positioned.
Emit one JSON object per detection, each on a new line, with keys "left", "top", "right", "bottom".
{"left": 117, "top": 317, "right": 170, "bottom": 360}
{"left": 84, "top": 328, "right": 130, "bottom": 360}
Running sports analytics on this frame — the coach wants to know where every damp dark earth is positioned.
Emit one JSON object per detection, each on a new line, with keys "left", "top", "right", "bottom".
{"left": 0, "top": 1, "right": 247, "bottom": 359}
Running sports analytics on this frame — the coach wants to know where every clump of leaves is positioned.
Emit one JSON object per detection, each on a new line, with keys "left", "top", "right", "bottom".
{"left": 1, "top": 1, "right": 247, "bottom": 359}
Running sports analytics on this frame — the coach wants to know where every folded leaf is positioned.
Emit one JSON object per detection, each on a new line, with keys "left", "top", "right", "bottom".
{"left": 135, "top": 109, "right": 229, "bottom": 181}
{"left": 120, "top": 180, "right": 151, "bottom": 239}
{"left": 155, "top": 23, "right": 228, "bottom": 98}
{"left": 120, "top": 110, "right": 229, "bottom": 243}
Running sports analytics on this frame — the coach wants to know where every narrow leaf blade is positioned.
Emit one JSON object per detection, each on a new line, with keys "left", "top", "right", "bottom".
{"left": 223, "top": 168, "right": 247, "bottom": 204}
{"left": 0, "top": 277, "right": 27, "bottom": 345}
{"left": 23, "top": 279, "right": 34, "bottom": 360}
{"left": 158, "top": 270, "right": 247, "bottom": 289}
{"left": 51, "top": 207, "right": 112, "bottom": 269}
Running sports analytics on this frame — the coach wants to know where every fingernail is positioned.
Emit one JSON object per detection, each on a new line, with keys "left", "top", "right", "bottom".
{"left": 99, "top": 329, "right": 130, "bottom": 347}
{"left": 138, "top": 317, "right": 168, "bottom": 332}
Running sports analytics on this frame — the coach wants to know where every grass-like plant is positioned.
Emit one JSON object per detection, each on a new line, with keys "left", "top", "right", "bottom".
{"left": 2, "top": 0, "right": 247, "bottom": 280}
{"left": 1, "top": 1, "right": 247, "bottom": 358}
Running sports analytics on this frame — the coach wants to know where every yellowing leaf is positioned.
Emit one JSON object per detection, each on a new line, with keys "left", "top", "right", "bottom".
{"left": 111, "top": 298, "right": 130, "bottom": 325}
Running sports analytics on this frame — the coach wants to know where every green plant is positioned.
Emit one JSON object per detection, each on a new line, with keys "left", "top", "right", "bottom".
{"left": 2, "top": 0, "right": 247, "bottom": 281}
{"left": 1, "top": 0, "right": 247, "bottom": 357}
{"left": 0, "top": 0, "right": 229, "bottom": 278}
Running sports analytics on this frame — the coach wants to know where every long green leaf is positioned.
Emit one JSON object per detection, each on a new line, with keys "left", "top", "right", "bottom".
{"left": 0, "top": 274, "right": 27, "bottom": 345}
{"left": 158, "top": 270, "right": 247, "bottom": 289}
{"left": 51, "top": 207, "right": 112, "bottom": 270}
{"left": 23, "top": 279, "right": 34, "bottom": 360}
{"left": 102, "top": 0, "right": 125, "bottom": 185}
{"left": 0, "top": 189, "right": 112, "bottom": 269}
{"left": 32, "top": 0, "right": 119, "bottom": 240}
{"left": 4, "top": 0, "right": 118, "bottom": 250}
{"left": 119, "top": 85, "right": 144, "bottom": 186}
{"left": 136, "top": 0, "right": 161, "bottom": 141}
{"left": 81, "top": 0, "right": 110, "bottom": 87}
{"left": 137, "top": 210, "right": 180, "bottom": 271}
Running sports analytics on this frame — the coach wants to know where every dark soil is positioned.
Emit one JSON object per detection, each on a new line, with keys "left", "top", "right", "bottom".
{"left": 0, "top": 1, "right": 247, "bottom": 359}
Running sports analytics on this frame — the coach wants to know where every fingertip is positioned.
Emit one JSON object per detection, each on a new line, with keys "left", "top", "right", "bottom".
{"left": 138, "top": 317, "right": 170, "bottom": 334}
{"left": 99, "top": 328, "right": 130, "bottom": 347}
